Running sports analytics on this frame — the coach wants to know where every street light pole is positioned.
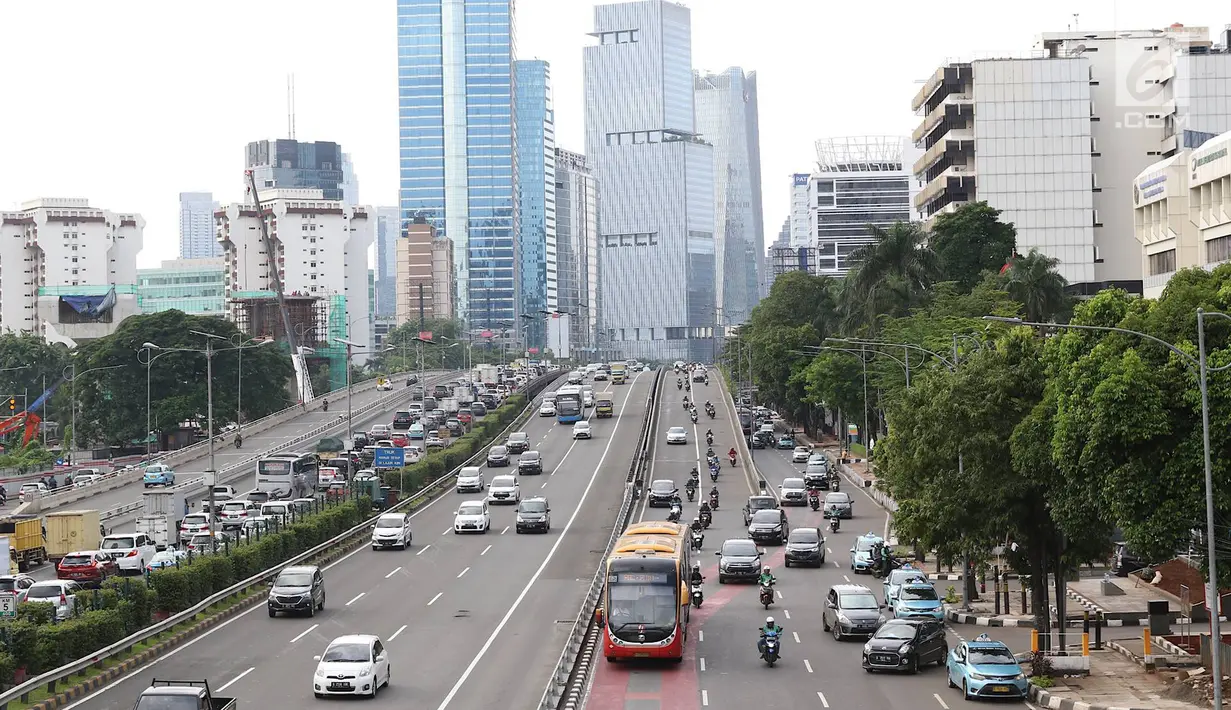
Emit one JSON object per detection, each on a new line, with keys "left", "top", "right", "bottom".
{"left": 63, "top": 363, "right": 126, "bottom": 466}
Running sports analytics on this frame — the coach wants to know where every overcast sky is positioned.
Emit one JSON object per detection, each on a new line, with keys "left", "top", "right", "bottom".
{"left": 0, "top": 1, "right": 1225, "bottom": 268}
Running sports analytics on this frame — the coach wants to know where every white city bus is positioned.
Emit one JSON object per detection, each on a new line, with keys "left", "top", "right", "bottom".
{"left": 257, "top": 452, "right": 319, "bottom": 499}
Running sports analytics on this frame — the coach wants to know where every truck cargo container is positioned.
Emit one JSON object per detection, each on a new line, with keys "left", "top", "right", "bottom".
{"left": 0, "top": 515, "right": 47, "bottom": 572}
{"left": 44, "top": 509, "right": 102, "bottom": 560}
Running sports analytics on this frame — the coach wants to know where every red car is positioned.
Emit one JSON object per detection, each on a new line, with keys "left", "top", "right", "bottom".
{"left": 457, "top": 411, "right": 473, "bottom": 424}
{"left": 390, "top": 432, "right": 410, "bottom": 447}
{"left": 56, "top": 550, "right": 119, "bottom": 587}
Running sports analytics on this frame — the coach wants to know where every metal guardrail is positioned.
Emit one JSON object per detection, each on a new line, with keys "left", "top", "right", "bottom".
{"left": 0, "top": 369, "right": 564, "bottom": 709}
{"left": 537, "top": 368, "right": 663, "bottom": 710}
{"left": 97, "top": 371, "right": 456, "bottom": 522}
{"left": 30, "top": 370, "right": 423, "bottom": 505}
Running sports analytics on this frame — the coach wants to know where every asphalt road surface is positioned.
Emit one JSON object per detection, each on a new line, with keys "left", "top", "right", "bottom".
{"left": 583, "top": 375, "right": 1038, "bottom": 710}
{"left": 56, "top": 369, "right": 656, "bottom": 710}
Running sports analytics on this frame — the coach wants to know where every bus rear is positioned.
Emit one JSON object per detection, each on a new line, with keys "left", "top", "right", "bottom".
{"left": 256, "top": 458, "right": 294, "bottom": 498}
{"left": 602, "top": 527, "right": 689, "bottom": 661}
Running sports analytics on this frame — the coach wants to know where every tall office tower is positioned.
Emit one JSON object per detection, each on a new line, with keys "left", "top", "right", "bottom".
{"left": 514, "top": 59, "right": 557, "bottom": 351}
{"left": 397, "top": 0, "right": 517, "bottom": 332}
{"left": 374, "top": 206, "right": 401, "bottom": 318}
{"left": 789, "top": 174, "right": 812, "bottom": 247}
{"left": 810, "top": 137, "right": 913, "bottom": 275}
{"left": 554, "top": 148, "right": 600, "bottom": 359}
{"left": 695, "top": 67, "right": 765, "bottom": 325}
{"left": 341, "top": 153, "right": 360, "bottom": 205}
{"left": 245, "top": 139, "right": 349, "bottom": 201}
{"left": 913, "top": 23, "right": 1231, "bottom": 294}
{"left": 761, "top": 219, "right": 790, "bottom": 297}
{"left": 584, "top": 0, "right": 716, "bottom": 362}
{"left": 396, "top": 221, "right": 456, "bottom": 325}
{"left": 179, "top": 192, "right": 220, "bottom": 259}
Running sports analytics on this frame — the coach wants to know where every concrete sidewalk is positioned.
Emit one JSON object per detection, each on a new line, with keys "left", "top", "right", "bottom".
{"left": 1029, "top": 650, "right": 1204, "bottom": 709}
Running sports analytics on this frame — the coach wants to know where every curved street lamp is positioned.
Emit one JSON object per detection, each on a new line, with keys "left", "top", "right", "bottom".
{"left": 62, "top": 363, "right": 126, "bottom": 465}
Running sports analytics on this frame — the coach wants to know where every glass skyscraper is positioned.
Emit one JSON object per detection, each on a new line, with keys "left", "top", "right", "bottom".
{"left": 513, "top": 59, "right": 556, "bottom": 351}
{"left": 245, "top": 140, "right": 348, "bottom": 201}
{"left": 397, "top": 0, "right": 517, "bottom": 331}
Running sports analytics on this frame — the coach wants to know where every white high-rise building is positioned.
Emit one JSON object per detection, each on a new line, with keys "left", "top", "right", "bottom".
{"left": 0, "top": 198, "right": 143, "bottom": 341}
{"left": 179, "top": 192, "right": 219, "bottom": 259}
{"left": 216, "top": 188, "right": 373, "bottom": 365}
{"left": 913, "top": 23, "right": 1231, "bottom": 293}
{"left": 789, "top": 174, "right": 811, "bottom": 247}
{"left": 584, "top": 0, "right": 715, "bottom": 362}
{"left": 695, "top": 67, "right": 764, "bottom": 325}
{"left": 554, "top": 148, "right": 600, "bottom": 359}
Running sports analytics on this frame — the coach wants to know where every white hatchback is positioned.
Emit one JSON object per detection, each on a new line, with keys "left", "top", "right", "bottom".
{"left": 313, "top": 634, "right": 391, "bottom": 698}
{"left": 487, "top": 475, "right": 521, "bottom": 505}
{"left": 371, "top": 513, "right": 412, "bottom": 550}
{"left": 454, "top": 500, "right": 491, "bottom": 533}
{"left": 792, "top": 446, "right": 812, "bottom": 463}
{"left": 538, "top": 401, "right": 557, "bottom": 417}
{"left": 573, "top": 421, "right": 592, "bottom": 439}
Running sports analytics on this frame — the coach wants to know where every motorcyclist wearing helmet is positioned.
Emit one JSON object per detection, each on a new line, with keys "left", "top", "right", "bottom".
{"left": 728, "top": 447, "right": 737, "bottom": 460}
{"left": 689, "top": 561, "right": 704, "bottom": 586}
{"left": 709, "top": 486, "right": 720, "bottom": 503}
{"left": 690, "top": 516, "right": 704, "bottom": 534}
{"left": 699, "top": 500, "right": 711, "bottom": 515}
{"left": 758, "top": 615, "right": 784, "bottom": 657}
{"left": 759, "top": 566, "right": 777, "bottom": 588}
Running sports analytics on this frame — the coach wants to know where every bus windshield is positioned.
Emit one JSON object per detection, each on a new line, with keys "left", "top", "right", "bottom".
{"left": 606, "top": 560, "right": 679, "bottom": 639}
{"left": 557, "top": 394, "right": 582, "bottom": 416}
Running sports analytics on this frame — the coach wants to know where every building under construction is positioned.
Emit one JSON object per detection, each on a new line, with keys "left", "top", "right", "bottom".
{"left": 228, "top": 292, "right": 351, "bottom": 392}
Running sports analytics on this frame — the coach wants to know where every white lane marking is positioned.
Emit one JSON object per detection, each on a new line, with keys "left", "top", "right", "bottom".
{"left": 817, "top": 691, "right": 830, "bottom": 708}
{"left": 776, "top": 590, "right": 783, "bottom": 599}
{"left": 702, "top": 689, "right": 710, "bottom": 706}
{"left": 457, "top": 566, "right": 470, "bottom": 578}
{"left": 501, "top": 526, "right": 510, "bottom": 535}
{"left": 804, "top": 659, "right": 813, "bottom": 673}
{"left": 390, "top": 624, "right": 408, "bottom": 641}
{"left": 541, "top": 480, "right": 549, "bottom": 488}
{"left": 442, "top": 527, "right": 451, "bottom": 536}
{"left": 346, "top": 593, "right": 365, "bottom": 606}
{"left": 417, "top": 544, "right": 432, "bottom": 555}
{"left": 933, "top": 694, "right": 950, "bottom": 709}
{"left": 481, "top": 544, "right": 492, "bottom": 556}
{"left": 832, "top": 561, "right": 839, "bottom": 568}
{"left": 216, "top": 667, "right": 255, "bottom": 692}
{"left": 386, "top": 567, "right": 402, "bottom": 578}
{"left": 434, "top": 372, "right": 645, "bottom": 710}
{"left": 290, "top": 624, "right": 319, "bottom": 644}
{"left": 826, "top": 548, "right": 833, "bottom": 555}
{"left": 793, "top": 631, "right": 801, "bottom": 644}
{"left": 843, "top": 575, "right": 851, "bottom": 582}
{"left": 699, "top": 629, "right": 704, "bottom": 642}
{"left": 783, "top": 609, "right": 791, "bottom": 620}
{"left": 428, "top": 592, "right": 443, "bottom": 606}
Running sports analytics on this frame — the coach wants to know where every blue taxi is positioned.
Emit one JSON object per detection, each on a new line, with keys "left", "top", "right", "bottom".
{"left": 946, "top": 634, "right": 1028, "bottom": 700}
{"left": 849, "top": 532, "right": 884, "bottom": 573}
{"left": 890, "top": 583, "right": 943, "bottom": 620}
{"left": 142, "top": 464, "right": 176, "bottom": 488}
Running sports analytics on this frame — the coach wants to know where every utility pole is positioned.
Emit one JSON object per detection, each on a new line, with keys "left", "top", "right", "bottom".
{"left": 205, "top": 338, "right": 218, "bottom": 546}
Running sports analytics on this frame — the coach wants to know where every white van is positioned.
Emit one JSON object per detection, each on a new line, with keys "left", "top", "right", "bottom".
{"left": 260, "top": 501, "right": 291, "bottom": 522}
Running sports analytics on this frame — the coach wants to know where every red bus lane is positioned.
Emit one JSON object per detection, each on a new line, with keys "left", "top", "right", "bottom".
{"left": 588, "top": 547, "right": 788, "bottom": 709}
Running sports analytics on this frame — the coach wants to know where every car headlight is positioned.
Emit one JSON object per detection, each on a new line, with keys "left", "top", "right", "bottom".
{"left": 315, "top": 669, "right": 325, "bottom": 678}
{"left": 969, "top": 672, "right": 987, "bottom": 681}
{"left": 720, "top": 561, "right": 730, "bottom": 570}
{"left": 1012, "top": 673, "right": 1025, "bottom": 680}
{"left": 772, "top": 525, "right": 782, "bottom": 531}
{"left": 898, "top": 643, "right": 913, "bottom": 654}
{"left": 836, "top": 613, "right": 849, "bottom": 624}
{"left": 359, "top": 668, "right": 372, "bottom": 677}
{"left": 863, "top": 642, "right": 873, "bottom": 653}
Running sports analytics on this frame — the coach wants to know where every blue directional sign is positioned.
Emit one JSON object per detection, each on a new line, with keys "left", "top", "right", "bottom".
{"left": 373, "top": 447, "right": 405, "bottom": 468}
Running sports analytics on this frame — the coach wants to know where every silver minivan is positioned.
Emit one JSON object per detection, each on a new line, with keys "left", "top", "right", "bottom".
{"left": 806, "top": 460, "right": 829, "bottom": 478}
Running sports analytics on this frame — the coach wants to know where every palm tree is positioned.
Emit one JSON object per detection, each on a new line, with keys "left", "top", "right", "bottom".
{"left": 842, "top": 221, "right": 939, "bottom": 329}
{"left": 1001, "top": 248, "right": 1069, "bottom": 322}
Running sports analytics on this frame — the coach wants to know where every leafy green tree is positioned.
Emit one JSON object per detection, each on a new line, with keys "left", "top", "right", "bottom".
{"left": 0, "top": 441, "right": 56, "bottom": 473}
{"left": 0, "top": 332, "right": 73, "bottom": 434}
{"left": 70, "top": 311, "right": 294, "bottom": 448}
{"left": 1001, "top": 248, "right": 1071, "bottom": 323}
{"left": 929, "top": 202, "right": 1017, "bottom": 292}
{"left": 842, "top": 221, "right": 939, "bottom": 329}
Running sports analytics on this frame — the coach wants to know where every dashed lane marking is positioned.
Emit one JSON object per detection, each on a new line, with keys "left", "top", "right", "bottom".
{"left": 501, "top": 526, "right": 510, "bottom": 534}
{"left": 699, "top": 657, "right": 706, "bottom": 671}
{"left": 290, "top": 624, "right": 318, "bottom": 644}
{"left": 804, "top": 659, "right": 813, "bottom": 673}
{"left": 428, "top": 592, "right": 443, "bottom": 606}
{"left": 457, "top": 566, "right": 470, "bottom": 578}
{"left": 216, "top": 667, "right": 254, "bottom": 693}
{"left": 390, "top": 624, "right": 408, "bottom": 641}
{"left": 417, "top": 544, "right": 432, "bottom": 555}
{"left": 817, "top": 691, "right": 830, "bottom": 708}
{"left": 481, "top": 544, "right": 492, "bottom": 556}
{"left": 346, "top": 592, "right": 365, "bottom": 606}
{"left": 933, "top": 693, "right": 950, "bottom": 709}
{"left": 793, "top": 631, "right": 801, "bottom": 644}
{"left": 386, "top": 567, "right": 401, "bottom": 578}
{"left": 783, "top": 609, "right": 791, "bottom": 619}
{"left": 702, "top": 689, "right": 710, "bottom": 706}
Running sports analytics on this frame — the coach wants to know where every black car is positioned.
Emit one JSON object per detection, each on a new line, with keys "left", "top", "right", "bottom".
{"left": 392, "top": 411, "right": 414, "bottom": 430}
{"left": 352, "top": 433, "right": 371, "bottom": 449}
{"left": 486, "top": 445, "right": 510, "bottom": 467}
{"left": 647, "top": 479, "right": 678, "bottom": 508}
{"left": 406, "top": 374, "right": 419, "bottom": 386}
{"left": 743, "top": 495, "right": 779, "bottom": 526}
{"left": 784, "top": 527, "right": 825, "bottom": 568}
{"left": 506, "top": 432, "right": 530, "bottom": 454}
{"left": 515, "top": 497, "right": 551, "bottom": 533}
{"left": 804, "top": 470, "right": 831, "bottom": 491}
{"left": 747, "top": 508, "right": 788, "bottom": 545}
{"left": 716, "top": 538, "right": 763, "bottom": 583}
{"left": 862, "top": 619, "right": 948, "bottom": 673}
{"left": 267, "top": 565, "right": 325, "bottom": 617}
{"left": 518, "top": 450, "right": 544, "bottom": 475}
{"left": 750, "top": 435, "right": 766, "bottom": 449}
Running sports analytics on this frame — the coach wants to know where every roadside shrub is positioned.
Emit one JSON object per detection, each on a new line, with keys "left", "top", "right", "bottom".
{"left": 33, "top": 610, "right": 124, "bottom": 673}
{"left": 0, "top": 649, "right": 14, "bottom": 688}
{"left": 15, "top": 602, "right": 55, "bottom": 626}
{"left": 0, "top": 620, "right": 38, "bottom": 671}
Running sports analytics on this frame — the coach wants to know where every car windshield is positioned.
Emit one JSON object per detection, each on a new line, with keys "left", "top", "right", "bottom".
{"left": 101, "top": 537, "right": 137, "bottom": 549}
{"left": 749, "top": 497, "right": 775, "bottom": 509}
{"left": 60, "top": 554, "right": 94, "bottom": 566}
{"left": 522, "top": 452, "right": 540, "bottom": 461}
{"left": 751, "top": 510, "right": 781, "bottom": 524}
{"left": 183, "top": 515, "right": 209, "bottom": 525}
{"left": 890, "top": 569, "right": 924, "bottom": 584}
{"left": 876, "top": 623, "right": 919, "bottom": 640}
{"left": 651, "top": 481, "right": 675, "bottom": 493}
{"left": 490, "top": 447, "right": 507, "bottom": 455}
{"left": 826, "top": 493, "right": 851, "bottom": 504}
{"left": 968, "top": 646, "right": 1019, "bottom": 665}
{"left": 275, "top": 573, "right": 313, "bottom": 587}
{"left": 900, "top": 587, "right": 938, "bottom": 601}
{"left": 668, "top": 427, "right": 685, "bottom": 435}
{"left": 855, "top": 537, "right": 879, "bottom": 552}
{"left": 150, "top": 552, "right": 178, "bottom": 564}
{"left": 27, "top": 585, "right": 67, "bottom": 599}
{"left": 839, "top": 592, "right": 879, "bottom": 609}
{"left": 520, "top": 501, "right": 547, "bottom": 513}
{"left": 459, "top": 503, "right": 484, "bottom": 515}
{"left": 376, "top": 518, "right": 403, "bottom": 528}
{"left": 789, "top": 530, "right": 819, "bottom": 544}
{"left": 222, "top": 502, "right": 247, "bottom": 511}
{"left": 322, "top": 643, "right": 371, "bottom": 663}
{"left": 783, "top": 479, "right": 804, "bottom": 489}
{"left": 722, "top": 540, "right": 758, "bottom": 556}
{"left": 0, "top": 579, "right": 19, "bottom": 592}
{"left": 492, "top": 477, "right": 515, "bottom": 487}
{"left": 509, "top": 433, "right": 527, "bottom": 442}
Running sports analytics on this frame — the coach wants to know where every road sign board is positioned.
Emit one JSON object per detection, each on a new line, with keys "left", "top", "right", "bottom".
{"left": 373, "top": 447, "right": 405, "bottom": 469}
{"left": 0, "top": 595, "right": 16, "bottom": 618}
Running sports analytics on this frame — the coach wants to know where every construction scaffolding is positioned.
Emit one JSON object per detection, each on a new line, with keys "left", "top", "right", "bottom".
{"left": 228, "top": 291, "right": 351, "bottom": 393}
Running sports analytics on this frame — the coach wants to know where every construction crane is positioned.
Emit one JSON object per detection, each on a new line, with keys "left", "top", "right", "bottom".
{"left": 0, "top": 378, "right": 61, "bottom": 447}
{"left": 244, "top": 170, "right": 312, "bottom": 406}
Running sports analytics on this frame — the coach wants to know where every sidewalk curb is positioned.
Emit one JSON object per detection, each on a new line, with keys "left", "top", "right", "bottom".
{"left": 1027, "top": 684, "right": 1154, "bottom": 710}
{"left": 946, "top": 607, "right": 1035, "bottom": 628}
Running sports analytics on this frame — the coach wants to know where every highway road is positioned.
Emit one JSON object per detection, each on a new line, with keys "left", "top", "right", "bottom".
{"left": 57, "top": 369, "right": 656, "bottom": 710}
{"left": 584, "top": 375, "right": 1040, "bottom": 710}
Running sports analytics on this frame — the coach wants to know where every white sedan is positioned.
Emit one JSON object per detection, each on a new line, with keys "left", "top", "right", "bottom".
{"left": 666, "top": 426, "right": 688, "bottom": 445}
{"left": 487, "top": 475, "right": 521, "bottom": 504}
{"left": 573, "top": 421, "right": 592, "bottom": 439}
{"left": 792, "top": 445, "right": 812, "bottom": 463}
{"left": 313, "top": 634, "right": 391, "bottom": 698}
{"left": 453, "top": 500, "right": 491, "bottom": 533}
{"left": 539, "top": 401, "right": 557, "bottom": 417}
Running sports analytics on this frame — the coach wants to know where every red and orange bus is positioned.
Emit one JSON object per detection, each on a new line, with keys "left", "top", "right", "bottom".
{"left": 602, "top": 521, "right": 691, "bottom": 662}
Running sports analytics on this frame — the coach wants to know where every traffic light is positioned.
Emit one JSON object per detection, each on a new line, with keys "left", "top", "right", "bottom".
{"left": 7, "top": 398, "right": 14, "bottom": 412}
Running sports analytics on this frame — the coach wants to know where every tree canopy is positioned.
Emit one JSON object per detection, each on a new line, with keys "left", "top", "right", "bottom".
{"left": 929, "top": 201, "right": 1017, "bottom": 292}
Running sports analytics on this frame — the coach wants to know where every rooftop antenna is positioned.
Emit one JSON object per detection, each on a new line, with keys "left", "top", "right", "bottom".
{"left": 1072, "top": 13, "right": 1079, "bottom": 31}
{"left": 286, "top": 74, "right": 296, "bottom": 140}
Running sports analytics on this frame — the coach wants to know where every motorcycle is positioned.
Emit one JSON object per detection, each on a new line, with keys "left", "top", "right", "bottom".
{"left": 668, "top": 503, "right": 683, "bottom": 523}
{"left": 690, "top": 411, "right": 699, "bottom": 424}
{"left": 831, "top": 477, "right": 840, "bottom": 492}
{"left": 234, "top": 436, "right": 243, "bottom": 450}
{"left": 690, "top": 530, "right": 704, "bottom": 551}
{"left": 685, "top": 483, "right": 696, "bottom": 502}
{"left": 708, "top": 491, "right": 719, "bottom": 510}
{"left": 760, "top": 629, "right": 780, "bottom": 667}
{"left": 677, "top": 380, "right": 683, "bottom": 390}
{"left": 729, "top": 454, "right": 737, "bottom": 467}
{"left": 829, "top": 517, "right": 840, "bottom": 533}
{"left": 759, "top": 583, "right": 775, "bottom": 609}
{"left": 706, "top": 434, "right": 714, "bottom": 446}
{"left": 323, "top": 399, "right": 329, "bottom": 412}
{"left": 707, "top": 408, "right": 716, "bottom": 419}
{"left": 691, "top": 583, "right": 704, "bottom": 607}
{"left": 710, "top": 466, "right": 719, "bottom": 482}
{"left": 808, "top": 489, "right": 821, "bottom": 511}
{"left": 699, "top": 508, "right": 712, "bottom": 528}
